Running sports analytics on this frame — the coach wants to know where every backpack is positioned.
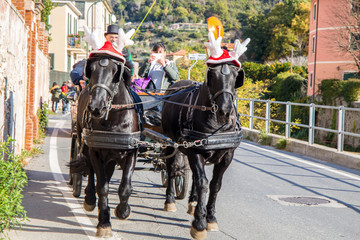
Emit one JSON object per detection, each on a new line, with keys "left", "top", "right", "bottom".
{"left": 70, "top": 60, "right": 86, "bottom": 85}
{"left": 61, "top": 85, "right": 68, "bottom": 93}
{"left": 52, "top": 88, "right": 62, "bottom": 101}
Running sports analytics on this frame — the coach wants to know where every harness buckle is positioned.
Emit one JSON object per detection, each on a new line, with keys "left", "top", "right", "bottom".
{"left": 211, "top": 102, "right": 218, "bottom": 113}
{"left": 200, "top": 106, "right": 207, "bottom": 111}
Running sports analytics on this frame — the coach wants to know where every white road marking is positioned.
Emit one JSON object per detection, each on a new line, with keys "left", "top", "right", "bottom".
{"left": 49, "top": 120, "right": 122, "bottom": 240}
{"left": 241, "top": 142, "right": 360, "bottom": 181}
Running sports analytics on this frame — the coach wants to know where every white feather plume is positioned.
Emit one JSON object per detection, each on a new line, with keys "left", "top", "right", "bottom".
{"left": 204, "top": 31, "right": 223, "bottom": 58}
{"left": 230, "top": 38, "right": 251, "bottom": 59}
{"left": 83, "top": 25, "right": 102, "bottom": 50}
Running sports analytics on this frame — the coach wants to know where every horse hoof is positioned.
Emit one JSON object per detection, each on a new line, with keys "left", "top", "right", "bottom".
{"left": 95, "top": 226, "right": 113, "bottom": 238}
{"left": 187, "top": 201, "right": 197, "bottom": 216}
{"left": 83, "top": 201, "right": 96, "bottom": 212}
{"left": 207, "top": 222, "right": 219, "bottom": 232}
{"left": 190, "top": 226, "right": 207, "bottom": 240}
{"left": 114, "top": 205, "right": 131, "bottom": 220}
{"left": 164, "top": 203, "right": 177, "bottom": 212}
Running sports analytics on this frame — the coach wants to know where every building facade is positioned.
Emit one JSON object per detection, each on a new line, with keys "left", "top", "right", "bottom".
{"left": 48, "top": 0, "right": 114, "bottom": 86}
{"left": 48, "top": 0, "right": 84, "bottom": 84}
{"left": 1, "top": 0, "right": 50, "bottom": 152}
{"left": 308, "top": 0, "right": 359, "bottom": 96}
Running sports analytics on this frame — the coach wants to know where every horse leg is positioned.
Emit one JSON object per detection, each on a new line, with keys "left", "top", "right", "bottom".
{"left": 187, "top": 175, "right": 198, "bottom": 216}
{"left": 206, "top": 151, "right": 234, "bottom": 232}
{"left": 92, "top": 157, "right": 113, "bottom": 237}
{"left": 188, "top": 153, "right": 208, "bottom": 240}
{"left": 164, "top": 147, "right": 177, "bottom": 212}
{"left": 115, "top": 151, "right": 136, "bottom": 220}
{"left": 83, "top": 166, "right": 96, "bottom": 211}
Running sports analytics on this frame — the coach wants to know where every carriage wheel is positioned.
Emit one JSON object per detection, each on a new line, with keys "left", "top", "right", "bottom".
{"left": 72, "top": 139, "right": 82, "bottom": 198}
{"left": 175, "top": 153, "right": 190, "bottom": 200}
{"left": 68, "top": 134, "right": 77, "bottom": 186}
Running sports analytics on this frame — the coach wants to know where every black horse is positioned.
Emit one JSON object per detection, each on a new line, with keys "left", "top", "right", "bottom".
{"left": 71, "top": 54, "right": 140, "bottom": 237}
{"left": 161, "top": 62, "right": 244, "bottom": 239}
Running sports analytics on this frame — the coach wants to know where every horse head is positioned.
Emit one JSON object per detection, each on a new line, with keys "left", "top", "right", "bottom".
{"left": 206, "top": 62, "right": 244, "bottom": 124}
{"left": 85, "top": 56, "right": 127, "bottom": 118}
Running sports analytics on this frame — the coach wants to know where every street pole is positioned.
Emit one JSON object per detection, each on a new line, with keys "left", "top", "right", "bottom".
{"left": 86, "top": 0, "right": 104, "bottom": 57}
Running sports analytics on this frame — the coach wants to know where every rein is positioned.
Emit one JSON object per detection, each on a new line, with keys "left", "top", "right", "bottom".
{"left": 129, "top": 83, "right": 216, "bottom": 112}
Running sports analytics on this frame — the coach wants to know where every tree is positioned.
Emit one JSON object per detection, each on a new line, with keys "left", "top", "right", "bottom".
{"left": 207, "top": 0, "right": 230, "bottom": 22}
{"left": 329, "top": 0, "right": 360, "bottom": 77}
{"left": 175, "top": 6, "right": 188, "bottom": 22}
{"left": 243, "top": 1, "right": 310, "bottom": 61}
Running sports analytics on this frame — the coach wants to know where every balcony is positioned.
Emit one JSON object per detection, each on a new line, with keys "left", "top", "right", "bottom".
{"left": 67, "top": 34, "right": 83, "bottom": 48}
{"left": 67, "top": 34, "right": 86, "bottom": 55}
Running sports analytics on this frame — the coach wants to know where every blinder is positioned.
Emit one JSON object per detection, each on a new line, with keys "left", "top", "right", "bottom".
{"left": 86, "top": 56, "right": 125, "bottom": 120}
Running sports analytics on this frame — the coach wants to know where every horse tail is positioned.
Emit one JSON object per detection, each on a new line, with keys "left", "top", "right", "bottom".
{"left": 68, "top": 147, "right": 89, "bottom": 176}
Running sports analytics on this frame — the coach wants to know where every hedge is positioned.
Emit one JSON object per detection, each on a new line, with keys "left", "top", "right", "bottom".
{"left": 320, "top": 79, "right": 360, "bottom": 105}
{"left": 0, "top": 139, "right": 28, "bottom": 238}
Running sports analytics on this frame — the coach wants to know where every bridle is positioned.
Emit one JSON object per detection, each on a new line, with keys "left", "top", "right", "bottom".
{"left": 88, "top": 57, "right": 125, "bottom": 120}
{"left": 206, "top": 63, "right": 239, "bottom": 111}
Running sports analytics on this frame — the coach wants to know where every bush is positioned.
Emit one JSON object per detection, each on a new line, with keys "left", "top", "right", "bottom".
{"left": 341, "top": 79, "right": 360, "bottom": 103}
{"left": 319, "top": 79, "right": 343, "bottom": 105}
{"left": 271, "top": 73, "right": 307, "bottom": 102}
{"left": 320, "top": 78, "right": 360, "bottom": 105}
{"left": 0, "top": 139, "right": 28, "bottom": 238}
{"left": 275, "top": 138, "right": 287, "bottom": 149}
{"left": 258, "top": 130, "right": 271, "bottom": 145}
{"left": 242, "top": 62, "right": 308, "bottom": 83}
{"left": 37, "top": 102, "right": 49, "bottom": 132}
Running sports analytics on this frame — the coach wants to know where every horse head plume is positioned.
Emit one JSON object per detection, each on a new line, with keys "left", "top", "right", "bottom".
{"left": 83, "top": 25, "right": 102, "bottom": 50}
{"left": 114, "top": 28, "right": 135, "bottom": 53}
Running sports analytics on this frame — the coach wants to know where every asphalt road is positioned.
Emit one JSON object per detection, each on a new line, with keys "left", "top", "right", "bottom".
{"left": 8, "top": 114, "right": 360, "bottom": 240}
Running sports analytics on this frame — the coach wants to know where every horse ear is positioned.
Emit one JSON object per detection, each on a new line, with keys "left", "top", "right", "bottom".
{"left": 235, "top": 68, "right": 245, "bottom": 88}
{"left": 85, "top": 59, "right": 92, "bottom": 79}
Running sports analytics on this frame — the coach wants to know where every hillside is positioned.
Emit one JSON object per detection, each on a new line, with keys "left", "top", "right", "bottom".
{"left": 111, "top": 0, "right": 310, "bottom": 62}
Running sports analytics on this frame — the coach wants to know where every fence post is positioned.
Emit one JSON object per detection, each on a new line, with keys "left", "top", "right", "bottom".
{"left": 308, "top": 103, "right": 315, "bottom": 145}
{"left": 285, "top": 102, "right": 291, "bottom": 138}
{"left": 249, "top": 100, "right": 254, "bottom": 129}
{"left": 266, "top": 100, "right": 270, "bottom": 133}
{"left": 337, "top": 106, "right": 345, "bottom": 152}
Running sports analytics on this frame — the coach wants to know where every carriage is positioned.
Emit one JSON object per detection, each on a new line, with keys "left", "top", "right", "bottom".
{"left": 68, "top": 17, "right": 248, "bottom": 239}
{"left": 69, "top": 89, "right": 191, "bottom": 200}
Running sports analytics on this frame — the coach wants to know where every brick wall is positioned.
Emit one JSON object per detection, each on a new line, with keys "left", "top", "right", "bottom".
{"left": 0, "top": 0, "right": 50, "bottom": 152}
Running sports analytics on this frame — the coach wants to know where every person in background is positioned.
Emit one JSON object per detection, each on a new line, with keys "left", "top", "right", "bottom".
{"left": 138, "top": 43, "right": 179, "bottom": 91}
{"left": 61, "top": 81, "right": 70, "bottom": 114}
{"left": 67, "top": 80, "right": 76, "bottom": 100}
{"left": 50, "top": 82, "right": 62, "bottom": 112}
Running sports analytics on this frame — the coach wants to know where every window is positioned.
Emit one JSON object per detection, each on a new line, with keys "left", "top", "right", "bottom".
{"left": 310, "top": 72, "right": 313, "bottom": 88}
{"left": 104, "top": 9, "right": 107, "bottom": 31}
{"left": 67, "top": 55, "right": 72, "bottom": 73}
{"left": 312, "top": 36, "right": 316, "bottom": 53}
{"left": 350, "top": 32, "right": 360, "bottom": 50}
{"left": 343, "top": 71, "right": 359, "bottom": 80}
{"left": 74, "top": 17, "right": 77, "bottom": 34}
{"left": 314, "top": 3, "right": 317, "bottom": 21}
{"left": 75, "top": 1, "right": 85, "bottom": 19}
{"left": 352, "top": 0, "right": 360, "bottom": 14}
{"left": 49, "top": 53, "right": 54, "bottom": 70}
{"left": 67, "top": 13, "right": 70, "bottom": 35}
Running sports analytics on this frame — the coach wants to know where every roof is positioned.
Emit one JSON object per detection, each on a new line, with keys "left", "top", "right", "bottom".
{"left": 167, "top": 49, "right": 199, "bottom": 57}
{"left": 167, "top": 49, "right": 188, "bottom": 56}
{"left": 221, "top": 43, "right": 234, "bottom": 50}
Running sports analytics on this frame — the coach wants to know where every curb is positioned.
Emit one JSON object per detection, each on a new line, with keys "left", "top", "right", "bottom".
{"left": 242, "top": 128, "right": 360, "bottom": 171}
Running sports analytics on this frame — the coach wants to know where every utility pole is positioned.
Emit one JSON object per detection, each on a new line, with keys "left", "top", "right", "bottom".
{"left": 291, "top": 47, "right": 294, "bottom": 73}
{"left": 313, "top": 0, "right": 320, "bottom": 103}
